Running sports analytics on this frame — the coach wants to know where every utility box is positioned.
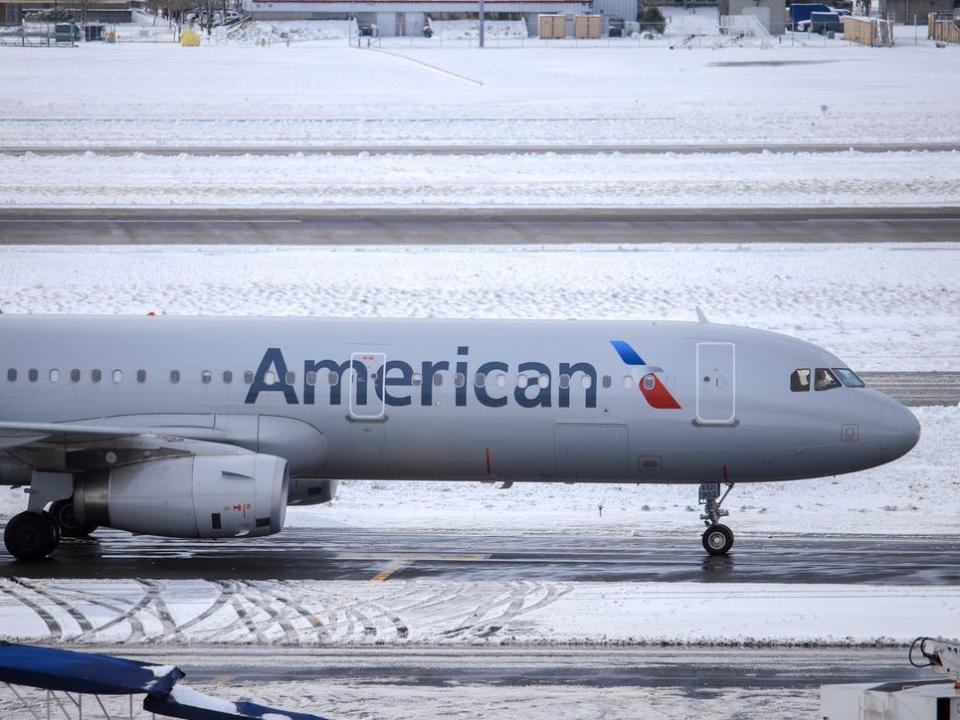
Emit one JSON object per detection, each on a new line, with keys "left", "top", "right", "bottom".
{"left": 54, "top": 22, "right": 79, "bottom": 43}
{"left": 537, "top": 14, "right": 566, "bottom": 38}
{"left": 180, "top": 28, "right": 201, "bottom": 46}
{"left": 820, "top": 681, "right": 960, "bottom": 719}
{"left": 573, "top": 14, "right": 602, "bottom": 38}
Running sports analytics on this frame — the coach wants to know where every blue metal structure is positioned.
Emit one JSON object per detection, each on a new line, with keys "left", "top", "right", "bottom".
{"left": 0, "top": 642, "right": 330, "bottom": 720}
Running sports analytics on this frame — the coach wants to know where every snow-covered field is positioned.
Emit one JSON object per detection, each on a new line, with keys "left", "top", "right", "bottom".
{"left": 0, "top": 243, "right": 954, "bottom": 371}
{"left": 4, "top": 150, "right": 958, "bottom": 208}
{"left": 1, "top": 44, "right": 957, "bottom": 148}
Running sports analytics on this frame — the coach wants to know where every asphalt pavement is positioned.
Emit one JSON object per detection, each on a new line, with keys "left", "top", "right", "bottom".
{"left": 4, "top": 529, "right": 958, "bottom": 585}
{"left": 2, "top": 208, "right": 959, "bottom": 244}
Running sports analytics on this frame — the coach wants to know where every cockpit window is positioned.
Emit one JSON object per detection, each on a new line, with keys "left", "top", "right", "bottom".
{"left": 833, "top": 368, "right": 865, "bottom": 388}
{"left": 814, "top": 368, "right": 841, "bottom": 391}
{"left": 790, "top": 368, "right": 811, "bottom": 392}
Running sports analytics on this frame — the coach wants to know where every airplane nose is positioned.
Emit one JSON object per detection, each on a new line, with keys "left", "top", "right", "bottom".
{"left": 879, "top": 401, "right": 921, "bottom": 461}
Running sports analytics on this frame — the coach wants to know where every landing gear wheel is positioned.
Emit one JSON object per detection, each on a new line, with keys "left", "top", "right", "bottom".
{"left": 4, "top": 511, "right": 61, "bottom": 561}
{"left": 702, "top": 524, "right": 734, "bottom": 556}
{"left": 49, "top": 499, "right": 97, "bottom": 538}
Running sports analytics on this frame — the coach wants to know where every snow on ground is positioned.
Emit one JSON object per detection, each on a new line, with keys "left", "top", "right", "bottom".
{"left": 1, "top": 44, "right": 957, "bottom": 147}
{"left": 0, "top": 576, "right": 955, "bottom": 645}
{"left": 226, "top": 20, "right": 359, "bottom": 44}
{"left": 0, "top": 243, "right": 954, "bottom": 372}
{"left": 4, "top": 150, "right": 958, "bottom": 208}
{"left": 427, "top": 19, "right": 528, "bottom": 40}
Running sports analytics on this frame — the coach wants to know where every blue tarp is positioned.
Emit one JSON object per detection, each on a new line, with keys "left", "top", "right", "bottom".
{"left": 0, "top": 641, "right": 184, "bottom": 696}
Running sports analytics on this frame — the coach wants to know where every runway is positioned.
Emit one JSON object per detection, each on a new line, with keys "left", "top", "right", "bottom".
{"left": 3, "top": 141, "right": 958, "bottom": 156}
{"left": 1, "top": 208, "right": 959, "bottom": 245}
{"left": 4, "top": 528, "right": 958, "bottom": 585}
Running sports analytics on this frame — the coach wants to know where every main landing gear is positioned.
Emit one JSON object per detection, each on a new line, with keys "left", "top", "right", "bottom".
{"left": 4, "top": 510, "right": 60, "bottom": 561}
{"left": 699, "top": 481, "right": 735, "bottom": 556}
{"left": 4, "top": 499, "right": 97, "bottom": 561}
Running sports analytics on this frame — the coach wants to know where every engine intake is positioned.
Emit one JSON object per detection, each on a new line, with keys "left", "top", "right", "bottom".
{"left": 74, "top": 453, "right": 288, "bottom": 539}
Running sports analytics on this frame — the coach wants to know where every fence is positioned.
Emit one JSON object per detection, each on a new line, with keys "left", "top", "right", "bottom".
{"left": 843, "top": 15, "right": 893, "bottom": 46}
{"left": 928, "top": 12, "right": 960, "bottom": 42}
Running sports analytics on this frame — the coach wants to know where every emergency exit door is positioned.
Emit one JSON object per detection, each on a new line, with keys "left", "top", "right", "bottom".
{"left": 696, "top": 343, "right": 736, "bottom": 425}
{"left": 348, "top": 352, "right": 386, "bottom": 421}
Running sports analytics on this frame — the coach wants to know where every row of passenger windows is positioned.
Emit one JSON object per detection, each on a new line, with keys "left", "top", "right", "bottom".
{"left": 790, "top": 367, "right": 865, "bottom": 392}
{"left": 4, "top": 367, "right": 660, "bottom": 391}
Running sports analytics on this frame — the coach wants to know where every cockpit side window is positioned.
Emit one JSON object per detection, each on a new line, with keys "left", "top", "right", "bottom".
{"left": 790, "top": 368, "right": 811, "bottom": 392}
{"left": 814, "top": 368, "right": 841, "bottom": 391}
{"left": 833, "top": 368, "right": 865, "bottom": 388}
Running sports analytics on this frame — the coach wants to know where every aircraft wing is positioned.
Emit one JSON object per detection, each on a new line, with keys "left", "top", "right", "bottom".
{"left": 0, "top": 421, "right": 249, "bottom": 473}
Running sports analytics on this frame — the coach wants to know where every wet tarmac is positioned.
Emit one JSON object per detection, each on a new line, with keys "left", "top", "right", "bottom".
{"left": 4, "top": 528, "right": 958, "bottom": 585}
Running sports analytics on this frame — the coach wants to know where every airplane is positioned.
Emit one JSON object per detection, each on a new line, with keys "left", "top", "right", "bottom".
{"left": 0, "top": 313, "right": 920, "bottom": 561}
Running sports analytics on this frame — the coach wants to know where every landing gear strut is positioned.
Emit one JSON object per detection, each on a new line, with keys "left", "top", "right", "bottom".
{"left": 4, "top": 511, "right": 61, "bottom": 561}
{"left": 699, "top": 481, "right": 735, "bottom": 556}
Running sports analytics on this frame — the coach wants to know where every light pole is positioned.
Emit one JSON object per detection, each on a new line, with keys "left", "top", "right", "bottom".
{"left": 479, "top": 0, "right": 485, "bottom": 47}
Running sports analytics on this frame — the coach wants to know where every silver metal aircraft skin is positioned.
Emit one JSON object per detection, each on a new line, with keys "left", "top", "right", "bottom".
{"left": 0, "top": 314, "right": 920, "bottom": 559}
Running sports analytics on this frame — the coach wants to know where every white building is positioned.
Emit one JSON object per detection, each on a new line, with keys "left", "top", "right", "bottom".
{"left": 244, "top": 0, "right": 617, "bottom": 36}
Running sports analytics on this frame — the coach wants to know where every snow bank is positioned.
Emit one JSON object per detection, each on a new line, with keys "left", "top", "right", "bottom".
{"left": 427, "top": 18, "right": 529, "bottom": 40}
{"left": 227, "top": 20, "right": 359, "bottom": 44}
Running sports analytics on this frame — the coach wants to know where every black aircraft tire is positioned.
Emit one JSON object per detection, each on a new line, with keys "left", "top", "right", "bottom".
{"left": 702, "top": 524, "right": 735, "bottom": 556}
{"left": 4, "top": 511, "right": 60, "bottom": 561}
{"left": 49, "top": 499, "right": 98, "bottom": 538}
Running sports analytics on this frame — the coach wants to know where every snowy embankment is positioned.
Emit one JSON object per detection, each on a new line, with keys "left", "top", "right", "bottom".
{"left": 1, "top": 45, "right": 958, "bottom": 148}
{"left": 3, "top": 150, "right": 958, "bottom": 208}
{"left": 0, "top": 576, "right": 955, "bottom": 646}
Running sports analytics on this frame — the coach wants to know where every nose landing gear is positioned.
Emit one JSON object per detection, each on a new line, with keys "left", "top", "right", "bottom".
{"left": 699, "top": 481, "right": 735, "bottom": 556}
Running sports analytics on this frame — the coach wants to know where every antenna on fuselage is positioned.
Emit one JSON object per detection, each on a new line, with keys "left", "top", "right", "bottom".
{"left": 695, "top": 306, "right": 708, "bottom": 324}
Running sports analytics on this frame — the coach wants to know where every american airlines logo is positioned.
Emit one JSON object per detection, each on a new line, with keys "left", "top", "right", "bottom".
{"left": 244, "top": 344, "right": 681, "bottom": 410}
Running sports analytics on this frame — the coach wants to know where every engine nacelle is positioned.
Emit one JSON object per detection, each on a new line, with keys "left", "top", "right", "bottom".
{"left": 287, "top": 478, "right": 339, "bottom": 506}
{"left": 74, "top": 454, "right": 288, "bottom": 539}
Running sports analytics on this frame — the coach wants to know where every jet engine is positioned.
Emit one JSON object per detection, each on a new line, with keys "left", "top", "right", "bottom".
{"left": 73, "top": 453, "right": 288, "bottom": 539}
{"left": 287, "top": 478, "right": 339, "bottom": 506}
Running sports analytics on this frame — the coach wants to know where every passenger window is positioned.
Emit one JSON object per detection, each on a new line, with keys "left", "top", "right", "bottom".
{"left": 170, "top": 370, "right": 180, "bottom": 384}
{"left": 558, "top": 374, "right": 570, "bottom": 389}
{"left": 624, "top": 376, "right": 634, "bottom": 389}
{"left": 833, "top": 368, "right": 865, "bottom": 388}
{"left": 433, "top": 373, "right": 443, "bottom": 387}
{"left": 223, "top": 370, "right": 233, "bottom": 384}
{"left": 202, "top": 370, "right": 213, "bottom": 385}
{"left": 136, "top": 369, "right": 146, "bottom": 383}
{"left": 28, "top": 369, "right": 38, "bottom": 382}
{"left": 643, "top": 375, "right": 656, "bottom": 390}
{"left": 474, "top": 373, "right": 486, "bottom": 388}
{"left": 790, "top": 369, "right": 811, "bottom": 392}
{"left": 538, "top": 374, "right": 549, "bottom": 389}
{"left": 285, "top": 371, "right": 296, "bottom": 385}
{"left": 327, "top": 371, "right": 338, "bottom": 386}
{"left": 112, "top": 370, "right": 122, "bottom": 384}
{"left": 91, "top": 369, "right": 102, "bottom": 383}
{"left": 71, "top": 369, "right": 81, "bottom": 383}
{"left": 455, "top": 373, "right": 466, "bottom": 388}
{"left": 602, "top": 375, "right": 612, "bottom": 389}
{"left": 50, "top": 369, "right": 60, "bottom": 383}
{"left": 412, "top": 373, "right": 422, "bottom": 387}
{"left": 244, "top": 370, "right": 254, "bottom": 384}
{"left": 581, "top": 375, "right": 592, "bottom": 389}
{"left": 496, "top": 374, "right": 506, "bottom": 389}
{"left": 814, "top": 368, "right": 841, "bottom": 391}
{"left": 6, "top": 369, "right": 15, "bottom": 382}
{"left": 263, "top": 370, "right": 276, "bottom": 385}
{"left": 517, "top": 375, "right": 528, "bottom": 389}
{"left": 305, "top": 370, "right": 317, "bottom": 386}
